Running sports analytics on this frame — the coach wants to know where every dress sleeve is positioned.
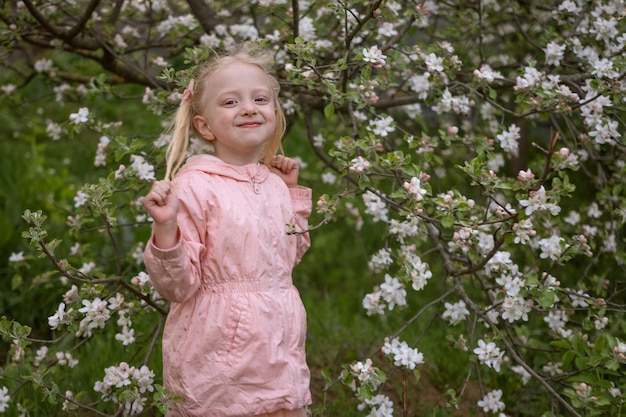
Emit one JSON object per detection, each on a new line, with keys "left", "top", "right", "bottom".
{"left": 143, "top": 176, "right": 206, "bottom": 303}
{"left": 289, "top": 186, "right": 312, "bottom": 263}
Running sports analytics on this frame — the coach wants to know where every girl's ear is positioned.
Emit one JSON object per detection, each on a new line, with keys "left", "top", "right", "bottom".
{"left": 193, "top": 115, "right": 215, "bottom": 141}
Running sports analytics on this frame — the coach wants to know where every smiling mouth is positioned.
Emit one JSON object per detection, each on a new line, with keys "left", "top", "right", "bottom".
{"left": 238, "top": 122, "right": 262, "bottom": 127}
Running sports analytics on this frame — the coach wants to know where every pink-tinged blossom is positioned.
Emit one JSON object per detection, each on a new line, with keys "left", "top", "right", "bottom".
{"left": 514, "top": 66, "right": 542, "bottom": 90}
{"left": 94, "top": 135, "right": 111, "bottom": 167}
{"left": 77, "top": 297, "right": 111, "bottom": 337}
{"left": 474, "top": 339, "right": 505, "bottom": 372}
{"left": 69, "top": 107, "right": 89, "bottom": 124}
{"left": 477, "top": 389, "right": 506, "bottom": 413}
{"left": 614, "top": 342, "right": 626, "bottom": 362}
{"left": 350, "top": 358, "right": 383, "bottom": 388}
{"left": 519, "top": 186, "right": 561, "bottom": 216}
{"left": 423, "top": 52, "right": 444, "bottom": 72}
{"left": 442, "top": 300, "right": 470, "bottom": 325}
{"left": 349, "top": 156, "right": 371, "bottom": 173}
{"left": 403, "top": 176, "right": 428, "bottom": 201}
{"left": 362, "top": 45, "right": 387, "bottom": 68}
{"left": 142, "top": 87, "right": 155, "bottom": 104}
{"left": 94, "top": 362, "right": 155, "bottom": 413}
{"left": 474, "top": 64, "right": 503, "bottom": 83}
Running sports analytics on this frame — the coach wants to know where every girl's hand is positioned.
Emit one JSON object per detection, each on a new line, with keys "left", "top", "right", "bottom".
{"left": 142, "top": 180, "right": 179, "bottom": 249}
{"left": 270, "top": 155, "right": 300, "bottom": 187}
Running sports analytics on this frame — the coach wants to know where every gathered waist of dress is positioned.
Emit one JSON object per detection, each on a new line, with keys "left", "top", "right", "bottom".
{"left": 200, "top": 279, "right": 293, "bottom": 294}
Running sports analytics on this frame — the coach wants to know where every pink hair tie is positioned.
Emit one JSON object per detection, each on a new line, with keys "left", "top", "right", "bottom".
{"left": 180, "top": 79, "right": 195, "bottom": 106}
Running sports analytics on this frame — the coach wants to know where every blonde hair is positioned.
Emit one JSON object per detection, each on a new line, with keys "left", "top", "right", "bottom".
{"left": 163, "top": 42, "right": 286, "bottom": 180}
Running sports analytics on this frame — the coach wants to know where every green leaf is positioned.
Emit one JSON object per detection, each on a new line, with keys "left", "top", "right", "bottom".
{"left": 538, "top": 290, "right": 556, "bottom": 308}
{"left": 441, "top": 216, "right": 455, "bottom": 228}
{"left": 324, "top": 103, "right": 335, "bottom": 120}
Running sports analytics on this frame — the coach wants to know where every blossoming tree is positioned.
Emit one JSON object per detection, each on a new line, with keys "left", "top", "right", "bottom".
{"left": 1, "top": 0, "right": 625, "bottom": 416}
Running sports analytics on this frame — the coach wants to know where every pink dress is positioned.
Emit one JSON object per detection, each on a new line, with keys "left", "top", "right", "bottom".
{"left": 144, "top": 155, "right": 312, "bottom": 417}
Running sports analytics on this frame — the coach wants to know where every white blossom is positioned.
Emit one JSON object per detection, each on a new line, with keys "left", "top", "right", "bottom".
{"left": 477, "top": 389, "right": 506, "bottom": 413}
{"left": 69, "top": 107, "right": 89, "bottom": 124}
{"left": 0, "top": 386, "right": 10, "bottom": 413}
{"left": 442, "top": 300, "right": 470, "bottom": 325}
{"left": 382, "top": 337, "right": 424, "bottom": 370}
{"left": 474, "top": 339, "right": 505, "bottom": 372}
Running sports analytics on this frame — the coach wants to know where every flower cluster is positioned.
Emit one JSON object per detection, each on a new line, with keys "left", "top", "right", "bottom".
{"left": 474, "top": 340, "right": 505, "bottom": 372}
{"left": 382, "top": 337, "right": 425, "bottom": 370}
{"left": 93, "top": 362, "right": 155, "bottom": 415}
{"left": 362, "top": 274, "right": 407, "bottom": 316}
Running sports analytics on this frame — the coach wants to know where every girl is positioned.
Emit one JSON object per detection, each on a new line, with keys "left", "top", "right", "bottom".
{"left": 142, "top": 42, "right": 312, "bottom": 417}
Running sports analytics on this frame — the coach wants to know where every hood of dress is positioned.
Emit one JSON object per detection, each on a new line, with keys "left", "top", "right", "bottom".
{"left": 177, "top": 154, "right": 270, "bottom": 184}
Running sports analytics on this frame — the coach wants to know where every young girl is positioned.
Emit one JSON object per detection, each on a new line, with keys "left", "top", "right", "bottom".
{"left": 142, "top": 42, "right": 312, "bottom": 417}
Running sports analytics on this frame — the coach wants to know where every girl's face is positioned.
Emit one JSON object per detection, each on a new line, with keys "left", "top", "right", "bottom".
{"left": 193, "top": 61, "right": 277, "bottom": 166}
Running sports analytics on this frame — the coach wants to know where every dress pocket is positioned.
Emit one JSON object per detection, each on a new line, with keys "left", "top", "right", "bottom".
{"left": 213, "top": 295, "right": 253, "bottom": 367}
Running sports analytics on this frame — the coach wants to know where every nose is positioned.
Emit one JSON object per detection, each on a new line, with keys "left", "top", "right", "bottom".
{"left": 241, "top": 100, "right": 257, "bottom": 116}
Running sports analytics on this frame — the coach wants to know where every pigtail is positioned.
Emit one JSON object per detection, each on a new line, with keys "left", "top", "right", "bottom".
{"left": 259, "top": 75, "right": 286, "bottom": 164}
{"left": 164, "top": 98, "right": 194, "bottom": 181}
